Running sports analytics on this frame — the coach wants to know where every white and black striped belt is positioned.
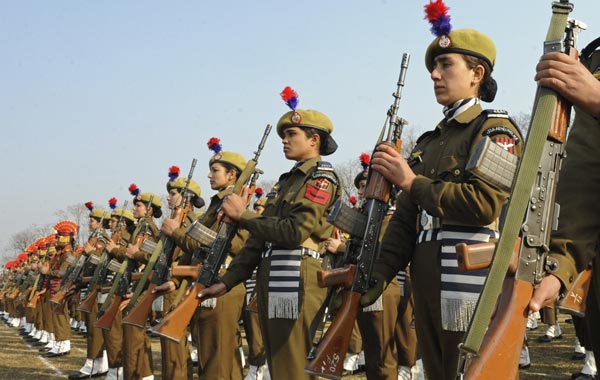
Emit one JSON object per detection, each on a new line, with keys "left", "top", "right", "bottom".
{"left": 263, "top": 244, "right": 321, "bottom": 260}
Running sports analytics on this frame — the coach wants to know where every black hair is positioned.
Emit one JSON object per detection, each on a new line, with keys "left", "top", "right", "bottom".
{"left": 219, "top": 161, "right": 241, "bottom": 180}
{"left": 464, "top": 55, "right": 497, "bottom": 103}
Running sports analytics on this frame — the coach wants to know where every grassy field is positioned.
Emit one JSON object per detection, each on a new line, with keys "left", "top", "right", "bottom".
{"left": 0, "top": 314, "right": 585, "bottom": 379}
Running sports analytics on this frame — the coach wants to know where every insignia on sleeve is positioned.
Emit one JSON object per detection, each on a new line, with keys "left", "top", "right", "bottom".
{"left": 311, "top": 172, "right": 338, "bottom": 185}
{"left": 482, "top": 126, "right": 520, "bottom": 144}
{"left": 493, "top": 137, "right": 517, "bottom": 153}
{"left": 315, "top": 178, "right": 330, "bottom": 190}
{"left": 304, "top": 184, "right": 331, "bottom": 205}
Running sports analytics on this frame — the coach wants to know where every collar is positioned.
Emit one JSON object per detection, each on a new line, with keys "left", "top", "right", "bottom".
{"left": 443, "top": 98, "right": 480, "bottom": 122}
{"left": 292, "top": 156, "right": 321, "bottom": 175}
{"left": 215, "top": 185, "right": 234, "bottom": 200}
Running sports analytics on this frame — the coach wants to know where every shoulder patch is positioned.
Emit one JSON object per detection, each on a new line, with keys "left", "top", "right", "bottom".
{"left": 311, "top": 172, "right": 338, "bottom": 186}
{"left": 317, "top": 161, "right": 334, "bottom": 171}
{"left": 304, "top": 184, "right": 331, "bottom": 205}
{"left": 482, "top": 126, "right": 520, "bottom": 144}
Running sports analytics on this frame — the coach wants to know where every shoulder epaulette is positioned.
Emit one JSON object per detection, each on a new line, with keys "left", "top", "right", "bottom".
{"left": 311, "top": 161, "right": 338, "bottom": 185}
{"left": 316, "top": 161, "right": 334, "bottom": 171}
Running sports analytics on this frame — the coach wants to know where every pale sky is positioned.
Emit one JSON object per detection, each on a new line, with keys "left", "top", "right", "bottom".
{"left": 1, "top": 1, "right": 597, "bottom": 262}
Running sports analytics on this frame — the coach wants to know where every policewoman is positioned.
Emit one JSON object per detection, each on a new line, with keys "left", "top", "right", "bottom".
{"left": 106, "top": 189, "right": 162, "bottom": 380}
{"left": 68, "top": 204, "right": 111, "bottom": 380}
{"left": 201, "top": 87, "right": 341, "bottom": 380}
{"left": 159, "top": 144, "right": 249, "bottom": 380}
{"left": 365, "top": 6, "right": 524, "bottom": 379}
{"left": 157, "top": 168, "right": 203, "bottom": 380}
{"left": 102, "top": 206, "right": 136, "bottom": 380}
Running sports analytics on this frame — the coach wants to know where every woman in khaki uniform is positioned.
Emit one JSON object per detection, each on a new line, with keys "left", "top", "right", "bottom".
{"left": 201, "top": 90, "right": 341, "bottom": 380}
{"left": 106, "top": 189, "right": 161, "bottom": 380}
{"left": 531, "top": 39, "right": 600, "bottom": 375}
{"left": 101, "top": 207, "right": 136, "bottom": 380}
{"left": 364, "top": 25, "right": 523, "bottom": 379}
{"left": 159, "top": 144, "right": 248, "bottom": 380}
{"left": 155, "top": 171, "right": 203, "bottom": 380}
{"left": 68, "top": 204, "right": 111, "bottom": 380}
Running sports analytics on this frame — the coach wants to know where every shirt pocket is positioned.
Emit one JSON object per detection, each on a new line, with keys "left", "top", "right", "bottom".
{"left": 437, "top": 155, "right": 466, "bottom": 182}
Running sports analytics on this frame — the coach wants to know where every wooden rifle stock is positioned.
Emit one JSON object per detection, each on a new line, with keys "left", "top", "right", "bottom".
{"left": 78, "top": 286, "right": 100, "bottom": 313}
{"left": 305, "top": 290, "right": 361, "bottom": 380}
{"left": 317, "top": 265, "right": 356, "bottom": 289}
{"left": 171, "top": 264, "right": 203, "bottom": 279}
{"left": 27, "top": 291, "right": 42, "bottom": 308}
{"left": 95, "top": 294, "right": 123, "bottom": 330}
{"left": 456, "top": 239, "right": 521, "bottom": 274}
{"left": 557, "top": 268, "right": 591, "bottom": 317}
{"left": 152, "top": 282, "right": 205, "bottom": 342}
{"left": 122, "top": 283, "right": 158, "bottom": 328}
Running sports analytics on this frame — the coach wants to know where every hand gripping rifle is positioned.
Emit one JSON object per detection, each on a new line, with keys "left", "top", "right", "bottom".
{"left": 305, "top": 53, "right": 410, "bottom": 379}
{"left": 122, "top": 159, "right": 198, "bottom": 328}
{"left": 152, "top": 124, "right": 272, "bottom": 343}
{"left": 96, "top": 195, "right": 155, "bottom": 330}
{"left": 455, "top": 3, "right": 584, "bottom": 379}
{"left": 51, "top": 214, "right": 107, "bottom": 306}
{"left": 78, "top": 200, "right": 129, "bottom": 313}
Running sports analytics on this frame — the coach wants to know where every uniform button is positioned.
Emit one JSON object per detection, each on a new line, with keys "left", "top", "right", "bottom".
{"left": 569, "top": 276, "right": 574, "bottom": 283}
{"left": 430, "top": 169, "right": 435, "bottom": 174}
{"left": 454, "top": 169, "right": 460, "bottom": 175}
{"left": 439, "top": 141, "right": 444, "bottom": 146}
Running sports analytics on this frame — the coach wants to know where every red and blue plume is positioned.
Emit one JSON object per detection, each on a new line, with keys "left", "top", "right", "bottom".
{"left": 84, "top": 201, "right": 94, "bottom": 211}
{"left": 168, "top": 166, "right": 180, "bottom": 181}
{"left": 207, "top": 137, "right": 222, "bottom": 154}
{"left": 280, "top": 86, "right": 299, "bottom": 111}
{"left": 108, "top": 197, "right": 118, "bottom": 210}
{"left": 129, "top": 183, "right": 140, "bottom": 196}
{"left": 359, "top": 153, "right": 371, "bottom": 171}
{"left": 424, "top": 0, "right": 452, "bottom": 37}
{"left": 349, "top": 196, "right": 358, "bottom": 206}
{"left": 254, "top": 187, "right": 264, "bottom": 199}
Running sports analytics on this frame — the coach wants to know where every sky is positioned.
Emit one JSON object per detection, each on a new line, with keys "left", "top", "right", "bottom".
{"left": 0, "top": 0, "right": 597, "bottom": 262}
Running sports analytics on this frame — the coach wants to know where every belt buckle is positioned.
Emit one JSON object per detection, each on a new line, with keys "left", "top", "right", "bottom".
{"left": 420, "top": 211, "right": 432, "bottom": 231}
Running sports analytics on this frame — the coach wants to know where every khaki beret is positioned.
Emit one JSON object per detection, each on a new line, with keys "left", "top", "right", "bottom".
{"left": 89, "top": 209, "right": 109, "bottom": 221}
{"left": 167, "top": 177, "right": 202, "bottom": 198}
{"left": 276, "top": 109, "right": 337, "bottom": 155}
{"left": 425, "top": 29, "right": 496, "bottom": 73}
{"left": 134, "top": 192, "right": 162, "bottom": 209}
{"left": 111, "top": 208, "right": 136, "bottom": 223}
{"left": 209, "top": 151, "right": 247, "bottom": 173}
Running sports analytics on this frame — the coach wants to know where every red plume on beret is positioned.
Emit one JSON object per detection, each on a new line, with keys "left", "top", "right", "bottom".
{"left": 207, "top": 137, "right": 222, "bottom": 154}
{"left": 84, "top": 201, "right": 94, "bottom": 211}
{"left": 280, "top": 86, "right": 299, "bottom": 111}
{"left": 349, "top": 196, "right": 358, "bottom": 206}
{"left": 254, "top": 187, "right": 264, "bottom": 199}
{"left": 129, "top": 183, "right": 140, "bottom": 196}
{"left": 424, "top": 0, "right": 452, "bottom": 37}
{"left": 359, "top": 153, "right": 371, "bottom": 171}
{"left": 168, "top": 166, "right": 180, "bottom": 181}
{"left": 108, "top": 197, "right": 118, "bottom": 210}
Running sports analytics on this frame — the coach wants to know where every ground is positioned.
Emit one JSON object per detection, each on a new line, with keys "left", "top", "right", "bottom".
{"left": 0, "top": 314, "right": 585, "bottom": 379}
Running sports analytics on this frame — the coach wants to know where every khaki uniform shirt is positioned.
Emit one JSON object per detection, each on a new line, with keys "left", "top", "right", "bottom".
{"left": 375, "top": 103, "right": 523, "bottom": 281}
{"left": 221, "top": 155, "right": 340, "bottom": 289}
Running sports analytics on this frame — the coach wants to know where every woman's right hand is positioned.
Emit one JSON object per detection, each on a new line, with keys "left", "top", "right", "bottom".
{"left": 198, "top": 282, "right": 228, "bottom": 300}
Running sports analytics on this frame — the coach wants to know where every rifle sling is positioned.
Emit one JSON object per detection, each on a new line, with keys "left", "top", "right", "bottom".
{"left": 461, "top": 1, "right": 572, "bottom": 354}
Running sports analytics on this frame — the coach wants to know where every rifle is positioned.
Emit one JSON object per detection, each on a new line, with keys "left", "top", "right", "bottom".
{"left": 305, "top": 53, "right": 410, "bottom": 379}
{"left": 96, "top": 196, "right": 155, "bottom": 330}
{"left": 153, "top": 124, "right": 272, "bottom": 343}
{"left": 51, "top": 215, "right": 107, "bottom": 306}
{"left": 122, "top": 159, "right": 198, "bottom": 328}
{"left": 78, "top": 201, "right": 129, "bottom": 313}
{"left": 456, "top": 5, "right": 585, "bottom": 379}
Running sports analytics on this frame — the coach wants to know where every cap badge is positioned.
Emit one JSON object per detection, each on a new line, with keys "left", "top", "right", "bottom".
{"left": 438, "top": 35, "right": 452, "bottom": 48}
{"left": 213, "top": 153, "right": 222, "bottom": 161}
{"left": 291, "top": 111, "right": 302, "bottom": 124}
